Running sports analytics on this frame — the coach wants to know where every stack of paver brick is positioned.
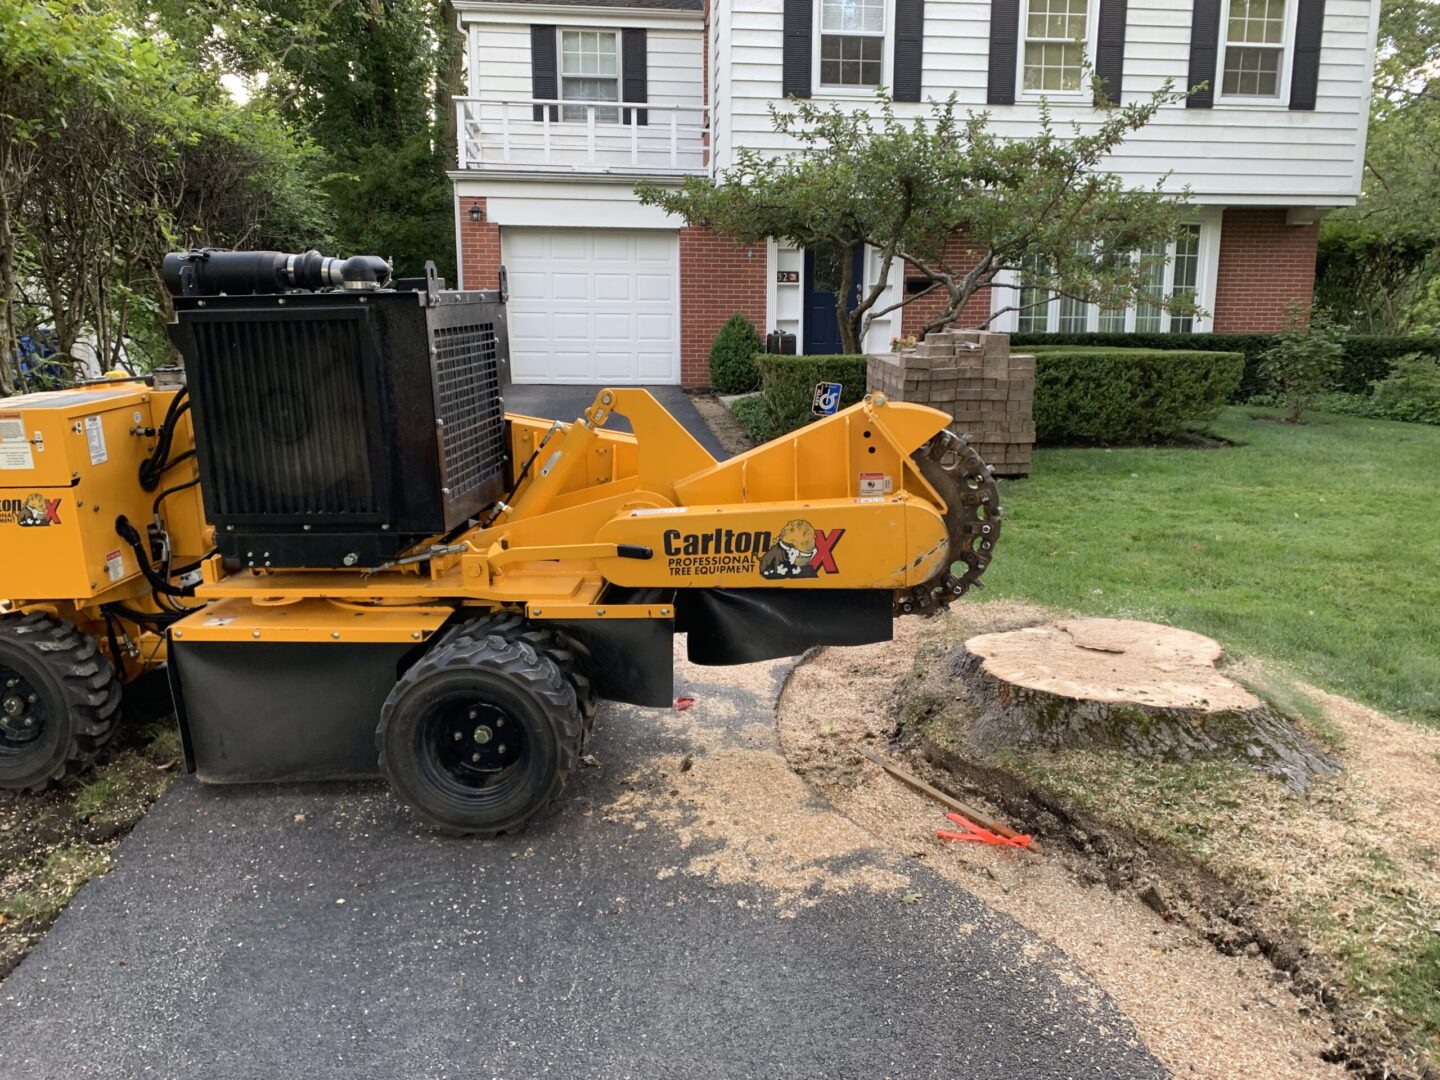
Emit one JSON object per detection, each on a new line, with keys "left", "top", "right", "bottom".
{"left": 866, "top": 330, "right": 1035, "bottom": 477}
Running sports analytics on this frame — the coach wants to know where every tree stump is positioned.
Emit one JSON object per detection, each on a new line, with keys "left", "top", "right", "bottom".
{"left": 951, "top": 619, "right": 1338, "bottom": 791}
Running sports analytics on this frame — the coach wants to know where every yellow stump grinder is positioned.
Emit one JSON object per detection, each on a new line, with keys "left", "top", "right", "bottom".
{"left": 0, "top": 250, "right": 1000, "bottom": 834}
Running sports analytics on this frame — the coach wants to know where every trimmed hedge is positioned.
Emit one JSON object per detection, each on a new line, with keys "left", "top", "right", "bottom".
{"left": 752, "top": 354, "right": 868, "bottom": 438}
{"left": 1013, "top": 331, "right": 1440, "bottom": 399}
{"left": 1028, "top": 347, "right": 1245, "bottom": 445}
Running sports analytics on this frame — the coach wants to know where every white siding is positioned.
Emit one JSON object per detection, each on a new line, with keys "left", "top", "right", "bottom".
{"left": 713, "top": 0, "right": 732, "bottom": 176}
{"left": 466, "top": 20, "right": 704, "bottom": 112}
{"left": 714, "top": 0, "right": 1377, "bottom": 206}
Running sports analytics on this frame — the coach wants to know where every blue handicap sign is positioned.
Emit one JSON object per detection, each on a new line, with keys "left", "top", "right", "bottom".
{"left": 812, "top": 381, "right": 843, "bottom": 417}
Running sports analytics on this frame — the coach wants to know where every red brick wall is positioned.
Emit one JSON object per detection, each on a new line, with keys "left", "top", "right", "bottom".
{"left": 899, "top": 240, "right": 994, "bottom": 339}
{"left": 679, "top": 226, "right": 767, "bottom": 386}
{"left": 457, "top": 196, "right": 501, "bottom": 292}
{"left": 1212, "top": 208, "right": 1319, "bottom": 333}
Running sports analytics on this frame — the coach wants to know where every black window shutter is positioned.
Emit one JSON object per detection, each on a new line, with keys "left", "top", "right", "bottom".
{"left": 1187, "top": 0, "right": 1221, "bottom": 108}
{"left": 987, "top": 0, "right": 1020, "bottom": 106}
{"left": 893, "top": 0, "right": 925, "bottom": 102}
{"left": 531, "top": 26, "right": 559, "bottom": 121}
{"left": 622, "top": 29, "right": 649, "bottom": 125}
{"left": 1093, "top": 0, "right": 1128, "bottom": 105}
{"left": 1289, "top": 0, "right": 1326, "bottom": 110}
{"left": 782, "top": 0, "right": 812, "bottom": 99}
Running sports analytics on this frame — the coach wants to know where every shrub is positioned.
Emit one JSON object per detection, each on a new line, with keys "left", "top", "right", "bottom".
{"left": 1028, "top": 347, "right": 1244, "bottom": 445}
{"left": 752, "top": 354, "right": 868, "bottom": 438}
{"left": 708, "top": 313, "right": 764, "bottom": 393}
{"left": 1314, "top": 355, "right": 1440, "bottom": 425}
{"left": 1013, "top": 330, "right": 1440, "bottom": 399}
{"left": 727, "top": 393, "right": 770, "bottom": 443}
{"left": 1258, "top": 310, "right": 1345, "bottom": 423}
{"left": 1366, "top": 354, "right": 1440, "bottom": 424}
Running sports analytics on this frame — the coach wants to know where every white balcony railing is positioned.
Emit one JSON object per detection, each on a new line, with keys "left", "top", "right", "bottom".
{"left": 456, "top": 97, "right": 709, "bottom": 175}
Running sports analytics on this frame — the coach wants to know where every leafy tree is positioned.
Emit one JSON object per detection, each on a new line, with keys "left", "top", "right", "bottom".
{"left": 126, "top": 0, "right": 464, "bottom": 280}
{"left": 0, "top": 0, "right": 329, "bottom": 391}
{"left": 638, "top": 86, "right": 1193, "bottom": 354}
{"left": 1260, "top": 307, "right": 1346, "bottom": 423}
{"left": 1316, "top": 0, "right": 1440, "bottom": 334}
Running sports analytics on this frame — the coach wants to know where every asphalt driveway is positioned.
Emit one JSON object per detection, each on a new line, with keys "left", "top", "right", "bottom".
{"left": 504, "top": 383, "right": 731, "bottom": 460}
{"left": 0, "top": 651, "right": 1165, "bottom": 1080}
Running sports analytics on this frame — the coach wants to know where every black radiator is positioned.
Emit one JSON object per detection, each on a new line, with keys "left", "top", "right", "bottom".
{"left": 170, "top": 284, "right": 509, "bottom": 568}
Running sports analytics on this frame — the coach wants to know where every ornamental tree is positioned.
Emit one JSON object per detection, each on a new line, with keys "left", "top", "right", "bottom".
{"left": 637, "top": 83, "right": 1197, "bottom": 353}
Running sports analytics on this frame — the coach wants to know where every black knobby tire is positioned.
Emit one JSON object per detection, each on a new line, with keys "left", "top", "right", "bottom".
{"left": 377, "top": 625, "right": 584, "bottom": 836}
{"left": 443, "top": 611, "right": 598, "bottom": 742}
{"left": 0, "top": 612, "right": 123, "bottom": 792}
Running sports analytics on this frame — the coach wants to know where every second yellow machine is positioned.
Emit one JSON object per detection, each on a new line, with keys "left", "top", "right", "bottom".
{"left": 0, "top": 249, "right": 1000, "bottom": 834}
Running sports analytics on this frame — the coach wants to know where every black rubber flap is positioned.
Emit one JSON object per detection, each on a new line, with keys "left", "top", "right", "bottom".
{"left": 547, "top": 617, "right": 675, "bottom": 708}
{"left": 677, "top": 589, "right": 893, "bottom": 666}
{"left": 170, "top": 639, "right": 421, "bottom": 783}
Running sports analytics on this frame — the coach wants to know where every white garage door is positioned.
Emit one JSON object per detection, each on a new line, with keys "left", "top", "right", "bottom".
{"left": 503, "top": 228, "right": 680, "bottom": 384}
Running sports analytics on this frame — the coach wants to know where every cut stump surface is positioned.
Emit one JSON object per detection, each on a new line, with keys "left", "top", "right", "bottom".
{"left": 953, "top": 619, "right": 1338, "bottom": 791}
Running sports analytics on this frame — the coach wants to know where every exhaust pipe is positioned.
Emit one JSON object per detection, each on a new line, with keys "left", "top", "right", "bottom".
{"left": 162, "top": 249, "right": 392, "bottom": 297}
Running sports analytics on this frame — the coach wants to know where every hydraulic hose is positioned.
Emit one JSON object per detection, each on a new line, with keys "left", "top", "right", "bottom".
{"left": 138, "top": 387, "right": 189, "bottom": 492}
{"left": 101, "top": 602, "right": 184, "bottom": 629}
{"left": 114, "top": 516, "right": 195, "bottom": 599}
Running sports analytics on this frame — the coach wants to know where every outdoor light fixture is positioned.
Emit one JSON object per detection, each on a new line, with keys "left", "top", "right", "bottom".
{"left": 469, "top": 203, "right": 483, "bottom": 224}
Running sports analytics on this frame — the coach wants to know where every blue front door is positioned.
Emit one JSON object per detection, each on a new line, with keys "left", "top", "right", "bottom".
{"left": 803, "top": 245, "right": 864, "bottom": 355}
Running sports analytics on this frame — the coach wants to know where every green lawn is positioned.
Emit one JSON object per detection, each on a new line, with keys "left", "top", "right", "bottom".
{"left": 984, "top": 407, "right": 1440, "bottom": 726}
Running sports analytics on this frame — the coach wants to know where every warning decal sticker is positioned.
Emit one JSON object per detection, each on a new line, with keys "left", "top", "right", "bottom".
{"left": 0, "top": 415, "right": 33, "bottom": 471}
{"left": 858, "top": 472, "right": 892, "bottom": 495}
{"left": 84, "top": 415, "right": 108, "bottom": 466}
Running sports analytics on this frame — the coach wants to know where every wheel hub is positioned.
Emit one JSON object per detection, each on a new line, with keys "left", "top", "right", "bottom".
{"left": 0, "top": 668, "right": 42, "bottom": 746}
{"left": 438, "top": 701, "right": 522, "bottom": 785}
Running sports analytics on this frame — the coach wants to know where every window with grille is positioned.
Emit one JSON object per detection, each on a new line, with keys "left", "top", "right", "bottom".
{"left": 1221, "top": 0, "right": 1287, "bottom": 98}
{"left": 1022, "top": 0, "right": 1090, "bottom": 94}
{"left": 561, "top": 30, "right": 620, "bottom": 122}
{"left": 1010, "top": 226, "right": 1206, "bottom": 334}
{"left": 819, "top": 0, "right": 885, "bottom": 87}
{"left": 1016, "top": 251, "right": 1051, "bottom": 333}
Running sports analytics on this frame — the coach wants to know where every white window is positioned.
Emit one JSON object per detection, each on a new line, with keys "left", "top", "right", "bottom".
{"left": 1219, "top": 0, "right": 1288, "bottom": 99}
{"left": 1011, "top": 225, "right": 1206, "bottom": 334}
{"left": 819, "top": 0, "right": 885, "bottom": 88}
{"left": 1022, "top": 0, "right": 1091, "bottom": 94}
{"left": 1016, "top": 251, "right": 1050, "bottom": 333}
{"left": 561, "top": 29, "right": 619, "bottom": 123}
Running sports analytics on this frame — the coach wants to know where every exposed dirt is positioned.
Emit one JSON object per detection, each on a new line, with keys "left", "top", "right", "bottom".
{"left": 0, "top": 714, "right": 180, "bottom": 983}
{"left": 686, "top": 390, "right": 757, "bottom": 456}
{"left": 777, "top": 600, "right": 1440, "bottom": 1079}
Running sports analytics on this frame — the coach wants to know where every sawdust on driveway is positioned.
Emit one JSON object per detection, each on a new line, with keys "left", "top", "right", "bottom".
{"left": 596, "top": 654, "right": 913, "bottom": 915}
{"left": 777, "top": 602, "right": 1352, "bottom": 1080}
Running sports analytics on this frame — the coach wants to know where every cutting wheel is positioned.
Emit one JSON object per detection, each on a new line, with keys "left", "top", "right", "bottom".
{"left": 894, "top": 429, "right": 1002, "bottom": 617}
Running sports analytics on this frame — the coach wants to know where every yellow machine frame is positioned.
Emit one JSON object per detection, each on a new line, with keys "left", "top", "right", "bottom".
{"left": 4, "top": 381, "right": 963, "bottom": 682}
